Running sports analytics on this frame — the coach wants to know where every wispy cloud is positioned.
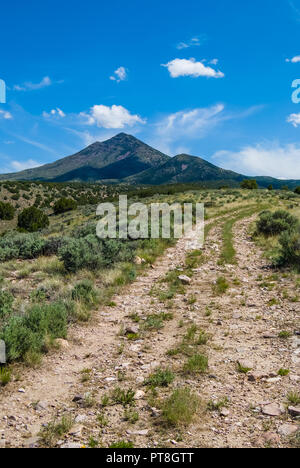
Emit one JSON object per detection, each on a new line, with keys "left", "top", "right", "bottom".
{"left": 162, "top": 58, "right": 224, "bottom": 79}
{"left": 0, "top": 110, "right": 13, "bottom": 120}
{"left": 149, "top": 104, "right": 225, "bottom": 154}
{"left": 43, "top": 108, "right": 66, "bottom": 118}
{"left": 9, "top": 159, "right": 41, "bottom": 172}
{"left": 289, "top": 0, "right": 300, "bottom": 21}
{"left": 176, "top": 34, "right": 207, "bottom": 50}
{"left": 148, "top": 104, "right": 263, "bottom": 155}
{"left": 9, "top": 133, "right": 58, "bottom": 155}
{"left": 110, "top": 66, "right": 128, "bottom": 82}
{"left": 13, "top": 76, "right": 63, "bottom": 91}
{"left": 212, "top": 142, "right": 300, "bottom": 179}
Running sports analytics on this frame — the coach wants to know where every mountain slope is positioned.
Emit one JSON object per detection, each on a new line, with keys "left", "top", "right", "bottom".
{"left": 126, "top": 153, "right": 300, "bottom": 188}
{"left": 0, "top": 133, "right": 170, "bottom": 182}
{"left": 0, "top": 133, "right": 300, "bottom": 188}
{"left": 126, "top": 153, "right": 247, "bottom": 185}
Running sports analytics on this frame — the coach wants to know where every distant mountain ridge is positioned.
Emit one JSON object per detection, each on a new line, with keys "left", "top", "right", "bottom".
{"left": 0, "top": 133, "right": 299, "bottom": 189}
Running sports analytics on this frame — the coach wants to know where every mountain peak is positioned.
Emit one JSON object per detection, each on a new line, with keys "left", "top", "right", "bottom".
{"left": 0, "top": 133, "right": 299, "bottom": 189}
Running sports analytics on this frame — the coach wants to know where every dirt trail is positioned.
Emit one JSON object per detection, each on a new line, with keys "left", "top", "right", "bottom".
{"left": 0, "top": 221, "right": 204, "bottom": 447}
{"left": 0, "top": 214, "right": 299, "bottom": 448}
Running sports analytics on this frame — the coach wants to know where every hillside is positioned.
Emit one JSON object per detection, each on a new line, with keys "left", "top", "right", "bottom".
{"left": 0, "top": 133, "right": 300, "bottom": 188}
{"left": 126, "top": 153, "right": 245, "bottom": 185}
{"left": 0, "top": 188, "right": 299, "bottom": 448}
{"left": 0, "top": 133, "right": 169, "bottom": 183}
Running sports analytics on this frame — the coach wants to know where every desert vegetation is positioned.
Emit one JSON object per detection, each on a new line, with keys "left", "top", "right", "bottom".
{"left": 0, "top": 183, "right": 299, "bottom": 448}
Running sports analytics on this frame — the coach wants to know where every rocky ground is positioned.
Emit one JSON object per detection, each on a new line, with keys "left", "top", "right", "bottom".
{"left": 0, "top": 214, "right": 299, "bottom": 448}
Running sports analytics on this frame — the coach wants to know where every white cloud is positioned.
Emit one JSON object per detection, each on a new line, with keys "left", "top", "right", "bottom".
{"left": 110, "top": 66, "right": 127, "bottom": 82}
{"left": 150, "top": 104, "right": 225, "bottom": 154}
{"left": 176, "top": 35, "right": 207, "bottom": 49}
{"left": 9, "top": 133, "right": 58, "bottom": 155}
{"left": 10, "top": 159, "right": 41, "bottom": 172}
{"left": 212, "top": 142, "right": 300, "bottom": 179}
{"left": 81, "top": 104, "right": 146, "bottom": 129}
{"left": 162, "top": 58, "right": 224, "bottom": 78}
{"left": 286, "top": 55, "right": 300, "bottom": 63}
{"left": 13, "top": 76, "right": 63, "bottom": 91}
{"left": 43, "top": 107, "right": 66, "bottom": 118}
{"left": 0, "top": 110, "right": 13, "bottom": 119}
{"left": 287, "top": 112, "right": 300, "bottom": 127}
{"left": 158, "top": 104, "right": 225, "bottom": 138}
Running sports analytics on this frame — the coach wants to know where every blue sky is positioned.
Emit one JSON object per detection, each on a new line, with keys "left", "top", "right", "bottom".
{"left": 1, "top": 0, "right": 300, "bottom": 178}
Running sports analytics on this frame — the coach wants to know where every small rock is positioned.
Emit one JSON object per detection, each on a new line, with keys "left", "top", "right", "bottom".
{"left": 75, "top": 415, "right": 87, "bottom": 423}
{"left": 248, "top": 372, "right": 265, "bottom": 382}
{"left": 220, "top": 408, "right": 230, "bottom": 417}
{"left": 125, "top": 325, "right": 139, "bottom": 335}
{"left": 135, "top": 390, "right": 145, "bottom": 400}
{"left": 288, "top": 406, "right": 300, "bottom": 417}
{"left": 72, "top": 395, "right": 84, "bottom": 402}
{"left": 238, "top": 360, "right": 253, "bottom": 371}
{"left": 262, "top": 403, "right": 284, "bottom": 417}
{"left": 278, "top": 423, "right": 299, "bottom": 437}
{"left": 69, "top": 425, "right": 83, "bottom": 436}
{"left": 23, "top": 436, "right": 40, "bottom": 448}
{"left": 61, "top": 442, "right": 82, "bottom": 449}
{"left": 18, "top": 388, "right": 25, "bottom": 393}
{"left": 55, "top": 339, "right": 69, "bottom": 350}
{"left": 150, "top": 407, "right": 160, "bottom": 418}
{"left": 34, "top": 401, "right": 48, "bottom": 411}
{"left": 261, "top": 432, "right": 280, "bottom": 446}
{"left": 126, "top": 429, "right": 149, "bottom": 436}
{"left": 266, "top": 377, "right": 281, "bottom": 384}
{"left": 178, "top": 275, "right": 192, "bottom": 285}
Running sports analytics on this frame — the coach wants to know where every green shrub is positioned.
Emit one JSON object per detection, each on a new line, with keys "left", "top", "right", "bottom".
{"left": 1, "top": 302, "right": 67, "bottom": 362}
{"left": 24, "top": 303, "right": 68, "bottom": 341}
{"left": 162, "top": 387, "right": 200, "bottom": 426}
{"left": 0, "top": 236, "right": 19, "bottom": 262}
{"left": 240, "top": 180, "right": 258, "bottom": 190}
{"left": 109, "top": 441, "right": 134, "bottom": 448}
{"left": 58, "top": 235, "right": 104, "bottom": 272}
{"left": 145, "top": 368, "right": 175, "bottom": 388}
{"left": 114, "top": 263, "right": 137, "bottom": 285}
{"left": 71, "top": 280, "right": 99, "bottom": 306}
{"left": 294, "top": 186, "right": 300, "bottom": 195}
{"left": 111, "top": 387, "right": 135, "bottom": 407}
{"left": 183, "top": 353, "right": 208, "bottom": 374}
{"left": 213, "top": 276, "right": 229, "bottom": 295}
{"left": 276, "top": 226, "right": 300, "bottom": 269}
{"left": 18, "top": 206, "right": 49, "bottom": 232}
{"left": 256, "top": 210, "right": 298, "bottom": 237}
{"left": 39, "top": 414, "right": 74, "bottom": 447}
{"left": 0, "top": 201, "right": 15, "bottom": 220}
{"left": 0, "top": 367, "right": 11, "bottom": 386}
{"left": 0, "top": 233, "right": 46, "bottom": 261}
{"left": 53, "top": 197, "right": 77, "bottom": 214}
{"left": 1, "top": 316, "right": 38, "bottom": 361}
{"left": 100, "top": 239, "right": 136, "bottom": 267}
{"left": 43, "top": 237, "right": 64, "bottom": 256}
{"left": 0, "top": 290, "right": 14, "bottom": 321}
